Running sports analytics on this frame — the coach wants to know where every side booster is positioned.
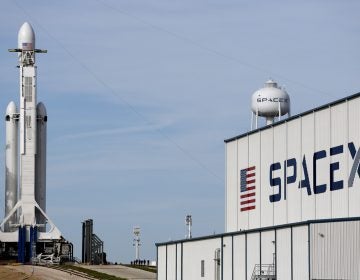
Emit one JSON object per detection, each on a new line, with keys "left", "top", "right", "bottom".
{"left": 5, "top": 101, "right": 18, "bottom": 232}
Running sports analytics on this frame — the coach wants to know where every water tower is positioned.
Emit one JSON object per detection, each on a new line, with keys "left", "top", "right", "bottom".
{"left": 251, "top": 79, "right": 290, "bottom": 129}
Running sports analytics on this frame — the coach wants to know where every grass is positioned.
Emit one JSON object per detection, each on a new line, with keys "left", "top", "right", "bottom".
{"left": 61, "top": 265, "right": 126, "bottom": 280}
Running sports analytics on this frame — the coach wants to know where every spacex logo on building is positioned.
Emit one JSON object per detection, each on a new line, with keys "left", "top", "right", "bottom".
{"left": 240, "top": 166, "right": 256, "bottom": 211}
{"left": 269, "top": 142, "right": 360, "bottom": 203}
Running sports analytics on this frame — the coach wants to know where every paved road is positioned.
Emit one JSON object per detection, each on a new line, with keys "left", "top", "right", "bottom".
{"left": 0, "top": 265, "right": 88, "bottom": 280}
{"left": 81, "top": 265, "right": 156, "bottom": 280}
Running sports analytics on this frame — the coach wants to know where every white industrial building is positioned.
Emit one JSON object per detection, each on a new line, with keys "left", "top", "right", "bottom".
{"left": 156, "top": 90, "right": 360, "bottom": 280}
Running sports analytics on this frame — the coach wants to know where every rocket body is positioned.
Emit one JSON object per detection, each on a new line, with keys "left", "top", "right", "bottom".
{"left": 16, "top": 21, "right": 40, "bottom": 226}
{"left": 5, "top": 102, "right": 18, "bottom": 231}
{"left": 0, "top": 23, "right": 65, "bottom": 263}
{"left": 35, "top": 102, "right": 47, "bottom": 231}
{"left": 1, "top": 22, "right": 55, "bottom": 238}
{"left": 19, "top": 60, "right": 38, "bottom": 225}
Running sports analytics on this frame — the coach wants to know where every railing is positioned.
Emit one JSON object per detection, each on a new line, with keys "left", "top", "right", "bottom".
{"left": 72, "top": 256, "right": 81, "bottom": 263}
{"left": 251, "top": 264, "right": 276, "bottom": 280}
{"left": 32, "top": 253, "right": 60, "bottom": 265}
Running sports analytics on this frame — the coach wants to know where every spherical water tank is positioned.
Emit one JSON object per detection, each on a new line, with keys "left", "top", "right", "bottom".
{"left": 251, "top": 79, "right": 290, "bottom": 118}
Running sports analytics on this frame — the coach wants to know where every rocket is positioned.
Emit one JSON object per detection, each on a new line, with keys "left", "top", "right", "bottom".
{"left": 1, "top": 22, "right": 61, "bottom": 241}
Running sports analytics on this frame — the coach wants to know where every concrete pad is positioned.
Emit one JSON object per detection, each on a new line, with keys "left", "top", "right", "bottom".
{"left": 80, "top": 264, "right": 156, "bottom": 280}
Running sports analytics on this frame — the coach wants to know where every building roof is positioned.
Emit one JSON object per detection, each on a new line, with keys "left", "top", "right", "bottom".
{"left": 224, "top": 92, "right": 360, "bottom": 143}
{"left": 156, "top": 216, "right": 360, "bottom": 247}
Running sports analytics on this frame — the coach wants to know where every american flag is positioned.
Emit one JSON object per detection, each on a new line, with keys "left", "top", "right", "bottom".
{"left": 240, "top": 166, "right": 256, "bottom": 212}
{"left": 22, "top": 42, "right": 33, "bottom": 50}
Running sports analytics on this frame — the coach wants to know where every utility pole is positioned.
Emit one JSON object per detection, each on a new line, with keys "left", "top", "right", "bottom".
{"left": 185, "top": 215, "right": 192, "bottom": 239}
{"left": 133, "top": 227, "right": 141, "bottom": 261}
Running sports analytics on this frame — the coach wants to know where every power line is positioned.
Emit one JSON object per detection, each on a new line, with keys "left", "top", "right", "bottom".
{"left": 95, "top": 0, "right": 336, "bottom": 99}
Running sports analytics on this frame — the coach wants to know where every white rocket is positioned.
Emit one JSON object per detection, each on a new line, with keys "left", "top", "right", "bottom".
{"left": 0, "top": 22, "right": 61, "bottom": 241}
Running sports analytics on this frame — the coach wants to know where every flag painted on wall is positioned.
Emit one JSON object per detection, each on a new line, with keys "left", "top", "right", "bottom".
{"left": 240, "top": 166, "right": 256, "bottom": 212}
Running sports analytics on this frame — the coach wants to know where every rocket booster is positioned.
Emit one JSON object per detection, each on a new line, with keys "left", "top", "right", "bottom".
{"left": 18, "top": 22, "right": 38, "bottom": 225}
{"left": 0, "top": 23, "right": 70, "bottom": 262}
{"left": 5, "top": 102, "right": 18, "bottom": 231}
{"left": 0, "top": 21, "right": 62, "bottom": 250}
{"left": 3, "top": 22, "right": 50, "bottom": 232}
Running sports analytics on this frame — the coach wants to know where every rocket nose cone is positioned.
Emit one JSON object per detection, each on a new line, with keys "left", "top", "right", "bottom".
{"left": 36, "top": 102, "right": 47, "bottom": 116}
{"left": 18, "top": 22, "right": 35, "bottom": 50}
{"left": 6, "top": 101, "right": 17, "bottom": 119}
{"left": 37, "top": 102, "right": 47, "bottom": 123}
{"left": 6, "top": 101, "right": 16, "bottom": 115}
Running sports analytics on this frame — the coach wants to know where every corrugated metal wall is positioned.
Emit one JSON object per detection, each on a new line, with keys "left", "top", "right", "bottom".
{"left": 166, "top": 245, "right": 176, "bottom": 280}
{"left": 233, "top": 234, "right": 246, "bottom": 279}
{"left": 248, "top": 133, "right": 261, "bottom": 229}
{"left": 158, "top": 245, "right": 167, "bottom": 279}
{"left": 311, "top": 221, "right": 360, "bottom": 279}
{"left": 182, "top": 238, "right": 222, "bottom": 280}
{"left": 157, "top": 225, "right": 304, "bottom": 280}
{"left": 176, "top": 243, "right": 182, "bottom": 280}
{"left": 287, "top": 118, "right": 302, "bottom": 223}
{"left": 237, "top": 137, "right": 248, "bottom": 231}
{"left": 260, "top": 129, "right": 273, "bottom": 228}
{"left": 158, "top": 219, "right": 360, "bottom": 280}
{"left": 246, "top": 232, "right": 260, "bottom": 279}
{"left": 222, "top": 236, "right": 233, "bottom": 280}
{"left": 348, "top": 98, "right": 360, "bottom": 215}
{"left": 276, "top": 228, "right": 291, "bottom": 279}
{"left": 226, "top": 96, "right": 360, "bottom": 232}
{"left": 292, "top": 225, "right": 309, "bottom": 280}
{"left": 331, "top": 102, "right": 348, "bottom": 218}
{"left": 225, "top": 140, "right": 238, "bottom": 232}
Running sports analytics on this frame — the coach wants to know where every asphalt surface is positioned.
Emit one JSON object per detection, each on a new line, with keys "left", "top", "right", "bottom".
{"left": 80, "top": 264, "right": 156, "bottom": 280}
{"left": 0, "top": 264, "right": 88, "bottom": 280}
{"left": 0, "top": 264, "right": 156, "bottom": 279}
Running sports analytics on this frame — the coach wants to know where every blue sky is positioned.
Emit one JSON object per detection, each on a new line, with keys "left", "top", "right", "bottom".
{"left": 0, "top": 0, "right": 359, "bottom": 263}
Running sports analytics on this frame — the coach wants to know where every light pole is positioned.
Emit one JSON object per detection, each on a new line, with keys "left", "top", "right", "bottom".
{"left": 185, "top": 215, "right": 192, "bottom": 239}
{"left": 133, "top": 227, "right": 141, "bottom": 261}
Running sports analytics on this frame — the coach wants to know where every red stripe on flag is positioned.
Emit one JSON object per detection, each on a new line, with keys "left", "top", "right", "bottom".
{"left": 246, "top": 173, "right": 255, "bottom": 178}
{"left": 240, "top": 199, "right": 255, "bottom": 205}
{"left": 246, "top": 179, "right": 255, "bottom": 184}
{"left": 241, "top": 206, "right": 256, "bottom": 212}
{"left": 246, "top": 186, "right": 255, "bottom": 191}
{"left": 247, "top": 166, "right": 255, "bottom": 171}
{"left": 240, "top": 192, "right": 255, "bottom": 199}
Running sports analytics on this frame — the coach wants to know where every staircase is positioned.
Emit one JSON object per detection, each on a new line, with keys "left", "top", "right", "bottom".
{"left": 250, "top": 264, "right": 276, "bottom": 280}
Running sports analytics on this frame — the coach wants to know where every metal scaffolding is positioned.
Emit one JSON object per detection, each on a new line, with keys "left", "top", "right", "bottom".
{"left": 82, "top": 219, "right": 105, "bottom": 264}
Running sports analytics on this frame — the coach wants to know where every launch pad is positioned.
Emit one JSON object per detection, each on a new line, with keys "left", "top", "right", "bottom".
{"left": 0, "top": 22, "right": 72, "bottom": 263}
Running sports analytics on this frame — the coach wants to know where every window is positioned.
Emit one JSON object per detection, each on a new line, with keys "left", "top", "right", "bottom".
{"left": 201, "top": 260, "right": 205, "bottom": 277}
